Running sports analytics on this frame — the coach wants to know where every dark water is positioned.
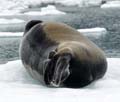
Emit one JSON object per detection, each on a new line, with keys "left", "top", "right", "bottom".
{"left": 0, "top": 37, "right": 21, "bottom": 63}
{"left": 0, "top": 7, "right": 120, "bottom": 63}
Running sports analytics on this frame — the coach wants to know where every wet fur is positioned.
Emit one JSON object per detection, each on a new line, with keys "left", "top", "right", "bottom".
{"left": 20, "top": 20, "right": 107, "bottom": 88}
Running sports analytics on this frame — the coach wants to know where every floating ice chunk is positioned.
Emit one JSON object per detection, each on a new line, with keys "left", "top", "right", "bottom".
{"left": 87, "top": 0, "right": 102, "bottom": 6}
{"left": 0, "top": 18, "right": 25, "bottom": 24}
{"left": 24, "top": 11, "right": 43, "bottom": 15}
{"left": 40, "top": 5, "right": 66, "bottom": 15}
{"left": 101, "top": 1, "right": 120, "bottom": 8}
{"left": 0, "top": 10, "right": 21, "bottom": 16}
{"left": 0, "top": 32, "right": 23, "bottom": 37}
{"left": 78, "top": 27, "right": 107, "bottom": 38}
{"left": 0, "top": 0, "right": 27, "bottom": 16}
{"left": 24, "top": 5, "right": 66, "bottom": 15}
{"left": 0, "top": 27, "right": 107, "bottom": 37}
{"left": 0, "top": 0, "right": 103, "bottom": 16}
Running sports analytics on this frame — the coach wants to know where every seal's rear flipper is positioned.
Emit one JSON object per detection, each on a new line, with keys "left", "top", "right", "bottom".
{"left": 24, "top": 20, "right": 42, "bottom": 34}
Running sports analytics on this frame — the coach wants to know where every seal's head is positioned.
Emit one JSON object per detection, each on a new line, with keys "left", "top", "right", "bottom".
{"left": 44, "top": 49, "right": 72, "bottom": 87}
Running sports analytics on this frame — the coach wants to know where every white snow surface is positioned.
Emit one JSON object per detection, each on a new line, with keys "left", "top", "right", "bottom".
{"left": 0, "top": 18, "right": 25, "bottom": 24}
{"left": 24, "top": 5, "right": 66, "bottom": 15}
{"left": 0, "top": 58, "right": 120, "bottom": 102}
{"left": 101, "top": 1, "right": 120, "bottom": 8}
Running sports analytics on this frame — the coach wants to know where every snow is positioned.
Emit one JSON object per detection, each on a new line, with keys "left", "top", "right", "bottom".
{"left": 24, "top": 5, "right": 66, "bottom": 15}
{"left": 0, "top": 58, "right": 120, "bottom": 102}
{"left": 0, "top": 27, "right": 107, "bottom": 37}
{"left": 0, "top": 18, "right": 25, "bottom": 24}
{"left": 78, "top": 27, "right": 107, "bottom": 38}
{"left": 101, "top": 1, "right": 120, "bottom": 8}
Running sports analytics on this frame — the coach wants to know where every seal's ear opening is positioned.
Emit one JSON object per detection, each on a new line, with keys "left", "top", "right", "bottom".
{"left": 24, "top": 20, "right": 42, "bottom": 34}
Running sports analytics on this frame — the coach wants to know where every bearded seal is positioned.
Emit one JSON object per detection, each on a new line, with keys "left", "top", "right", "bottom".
{"left": 20, "top": 20, "right": 107, "bottom": 88}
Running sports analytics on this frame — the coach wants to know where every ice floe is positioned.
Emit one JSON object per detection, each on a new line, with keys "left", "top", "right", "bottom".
{"left": 78, "top": 27, "right": 107, "bottom": 38}
{"left": 0, "top": 27, "right": 107, "bottom": 37}
{"left": 0, "top": 0, "right": 103, "bottom": 16}
{"left": 101, "top": 1, "right": 120, "bottom": 8}
{"left": 0, "top": 58, "right": 120, "bottom": 102}
{"left": 24, "top": 5, "right": 66, "bottom": 15}
{"left": 0, "top": 32, "right": 23, "bottom": 37}
{"left": 0, "top": 18, "right": 25, "bottom": 24}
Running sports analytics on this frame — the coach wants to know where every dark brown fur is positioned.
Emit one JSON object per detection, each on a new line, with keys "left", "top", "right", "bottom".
{"left": 20, "top": 20, "right": 107, "bottom": 88}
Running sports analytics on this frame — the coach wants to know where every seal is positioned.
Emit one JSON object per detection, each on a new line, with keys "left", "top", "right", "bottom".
{"left": 20, "top": 20, "right": 107, "bottom": 88}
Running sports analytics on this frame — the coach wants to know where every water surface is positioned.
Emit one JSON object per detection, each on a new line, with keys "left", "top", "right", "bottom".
{"left": 0, "top": 7, "right": 120, "bottom": 63}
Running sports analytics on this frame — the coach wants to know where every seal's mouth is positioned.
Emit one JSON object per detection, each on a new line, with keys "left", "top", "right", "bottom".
{"left": 44, "top": 53, "right": 71, "bottom": 87}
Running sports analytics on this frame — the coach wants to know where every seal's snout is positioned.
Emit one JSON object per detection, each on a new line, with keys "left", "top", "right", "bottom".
{"left": 50, "top": 53, "right": 71, "bottom": 87}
